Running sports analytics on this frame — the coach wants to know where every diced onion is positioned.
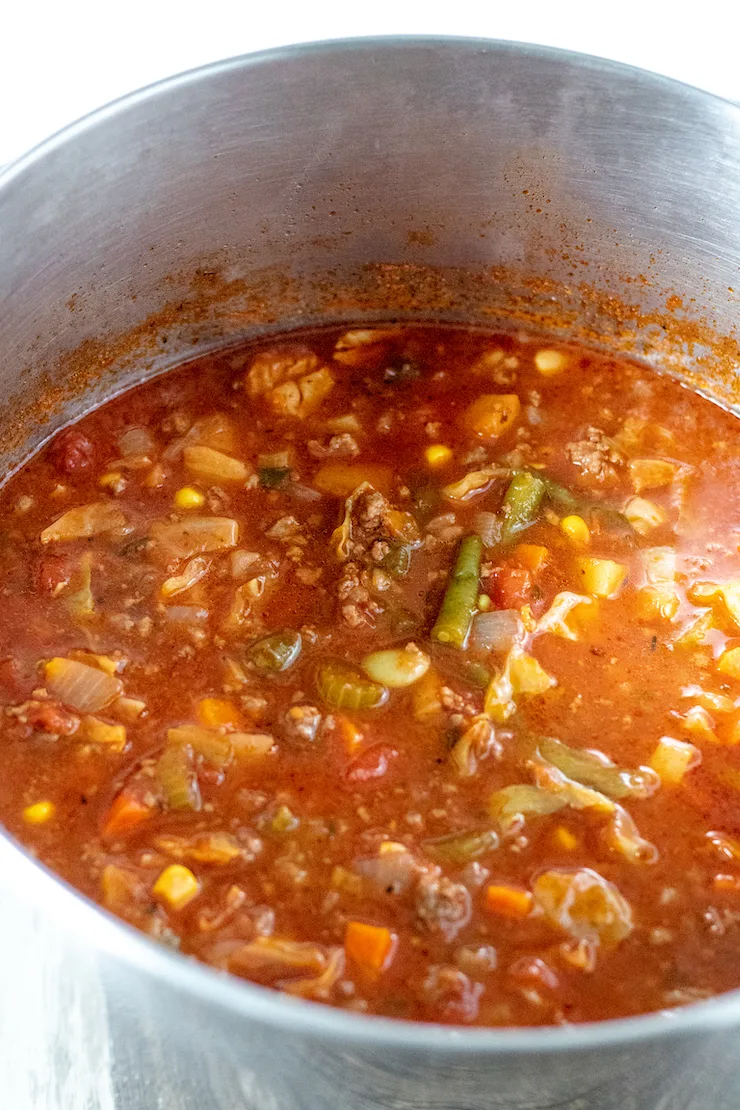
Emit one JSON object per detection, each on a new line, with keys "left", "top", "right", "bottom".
{"left": 40, "top": 502, "right": 128, "bottom": 544}
{"left": 149, "top": 517, "right": 239, "bottom": 562}
{"left": 472, "top": 610, "right": 522, "bottom": 653}
{"left": 162, "top": 605, "right": 209, "bottom": 624}
{"left": 44, "top": 657, "right": 122, "bottom": 713}
{"left": 118, "top": 426, "right": 156, "bottom": 457}
{"left": 160, "top": 556, "right": 211, "bottom": 599}
{"left": 473, "top": 511, "right": 502, "bottom": 548}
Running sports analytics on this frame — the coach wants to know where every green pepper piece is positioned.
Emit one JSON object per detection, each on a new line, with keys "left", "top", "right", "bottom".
{"left": 500, "top": 471, "right": 546, "bottom": 542}
{"left": 381, "top": 544, "right": 412, "bottom": 577}
{"left": 259, "top": 467, "right": 291, "bottom": 490}
{"left": 431, "top": 535, "right": 483, "bottom": 649}
{"left": 462, "top": 660, "right": 492, "bottom": 689}
{"left": 539, "top": 472, "right": 633, "bottom": 536}
{"left": 156, "top": 744, "right": 202, "bottom": 811}
{"left": 424, "top": 827, "right": 499, "bottom": 865}
{"left": 316, "top": 661, "right": 388, "bottom": 710}
{"left": 247, "top": 630, "right": 302, "bottom": 674}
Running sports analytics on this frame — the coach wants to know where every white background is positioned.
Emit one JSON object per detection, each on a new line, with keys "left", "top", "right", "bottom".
{"left": 1, "top": 0, "right": 737, "bottom": 167}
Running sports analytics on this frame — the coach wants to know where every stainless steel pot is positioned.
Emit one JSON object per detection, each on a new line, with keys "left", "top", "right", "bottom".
{"left": 2, "top": 37, "right": 740, "bottom": 1110}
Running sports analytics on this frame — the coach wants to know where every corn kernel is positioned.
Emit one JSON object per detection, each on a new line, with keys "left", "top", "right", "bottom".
{"left": 477, "top": 593, "right": 492, "bottom": 611}
{"left": 560, "top": 515, "right": 590, "bottom": 546}
{"left": 23, "top": 801, "right": 56, "bottom": 824}
{"left": 553, "top": 825, "right": 579, "bottom": 851}
{"left": 174, "top": 486, "right": 205, "bottom": 510}
{"left": 152, "top": 864, "right": 201, "bottom": 909}
{"left": 534, "top": 349, "right": 567, "bottom": 376}
{"left": 425, "top": 444, "right": 453, "bottom": 468}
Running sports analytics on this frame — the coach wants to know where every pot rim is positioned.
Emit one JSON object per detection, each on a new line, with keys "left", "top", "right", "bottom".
{"left": 3, "top": 34, "right": 740, "bottom": 1054}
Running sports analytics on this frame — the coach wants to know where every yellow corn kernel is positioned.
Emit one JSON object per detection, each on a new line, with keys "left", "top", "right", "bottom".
{"left": 477, "top": 593, "right": 492, "bottom": 611}
{"left": 649, "top": 736, "right": 701, "bottom": 785}
{"left": 534, "top": 349, "right": 567, "bottom": 376}
{"left": 719, "top": 647, "right": 740, "bottom": 681}
{"left": 575, "top": 557, "right": 628, "bottom": 599}
{"left": 553, "top": 825, "right": 579, "bottom": 851}
{"left": 174, "top": 486, "right": 205, "bottom": 510}
{"left": 23, "top": 801, "right": 56, "bottom": 825}
{"left": 425, "top": 444, "right": 453, "bottom": 468}
{"left": 152, "top": 864, "right": 201, "bottom": 909}
{"left": 560, "top": 515, "right": 590, "bottom": 546}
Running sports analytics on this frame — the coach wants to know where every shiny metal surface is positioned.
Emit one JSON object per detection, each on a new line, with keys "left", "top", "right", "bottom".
{"left": 2, "top": 37, "right": 740, "bottom": 1110}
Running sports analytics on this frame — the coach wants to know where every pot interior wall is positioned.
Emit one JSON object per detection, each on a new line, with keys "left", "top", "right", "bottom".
{"left": 2, "top": 39, "right": 740, "bottom": 478}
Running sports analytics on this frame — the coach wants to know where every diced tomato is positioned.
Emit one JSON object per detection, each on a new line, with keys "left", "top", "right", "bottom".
{"left": 0, "top": 659, "right": 23, "bottom": 698}
{"left": 490, "top": 562, "right": 534, "bottom": 610}
{"left": 51, "top": 428, "right": 96, "bottom": 474}
{"left": 26, "top": 700, "right": 80, "bottom": 736}
{"left": 344, "top": 744, "right": 398, "bottom": 786}
{"left": 37, "top": 555, "right": 72, "bottom": 595}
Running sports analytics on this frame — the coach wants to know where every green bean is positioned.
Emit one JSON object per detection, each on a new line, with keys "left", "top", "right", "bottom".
{"left": 424, "top": 828, "right": 499, "bottom": 865}
{"left": 247, "top": 630, "right": 302, "bottom": 674}
{"left": 539, "top": 473, "right": 633, "bottom": 536}
{"left": 462, "top": 660, "right": 492, "bottom": 689}
{"left": 316, "top": 661, "right": 388, "bottom": 710}
{"left": 500, "top": 471, "right": 546, "bottom": 542}
{"left": 431, "top": 535, "right": 483, "bottom": 648}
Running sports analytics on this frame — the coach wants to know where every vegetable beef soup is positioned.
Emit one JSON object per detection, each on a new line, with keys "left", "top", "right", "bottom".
{"left": 3, "top": 323, "right": 740, "bottom": 1027}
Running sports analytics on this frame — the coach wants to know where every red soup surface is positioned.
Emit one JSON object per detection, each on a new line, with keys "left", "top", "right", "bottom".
{"left": 3, "top": 324, "right": 740, "bottom": 1026}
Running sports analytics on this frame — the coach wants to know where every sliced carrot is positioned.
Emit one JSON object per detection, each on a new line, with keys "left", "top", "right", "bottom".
{"left": 484, "top": 884, "right": 533, "bottom": 919}
{"left": 345, "top": 921, "right": 396, "bottom": 973}
{"left": 197, "top": 697, "right": 246, "bottom": 730}
{"left": 313, "top": 462, "right": 394, "bottom": 497}
{"left": 102, "top": 794, "right": 152, "bottom": 839}
{"left": 713, "top": 873, "right": 740, "bottom": 894}
{"left": 335, "top": 715, "right": 364, "bottom": 752}
{"left": 513, "top": 544, "right": 549, "bottom": 574}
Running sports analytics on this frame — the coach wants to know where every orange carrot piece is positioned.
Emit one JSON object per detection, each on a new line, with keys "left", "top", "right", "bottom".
{"left": 484, "top": 884, "right": 533, "bottom": 919}
{"left": 197, "top": 697, "right": 246, "bottom": 730}
{"left": 514, "top": 544, "right": 549, "bottom": 574}
{"left": 102, "top": 794, "right": 152, "bottom": 839}
{"left": 345, "top": 921, "right": 396, "bottom": 973}
{"left": 335, "top": 715, "right": 364, "bottom": 752}
{"left": 713, "top": 873, "right": 740, "bottom": 894}
{"left": 313, "top": 462, "right": 394, "bottom": 498}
